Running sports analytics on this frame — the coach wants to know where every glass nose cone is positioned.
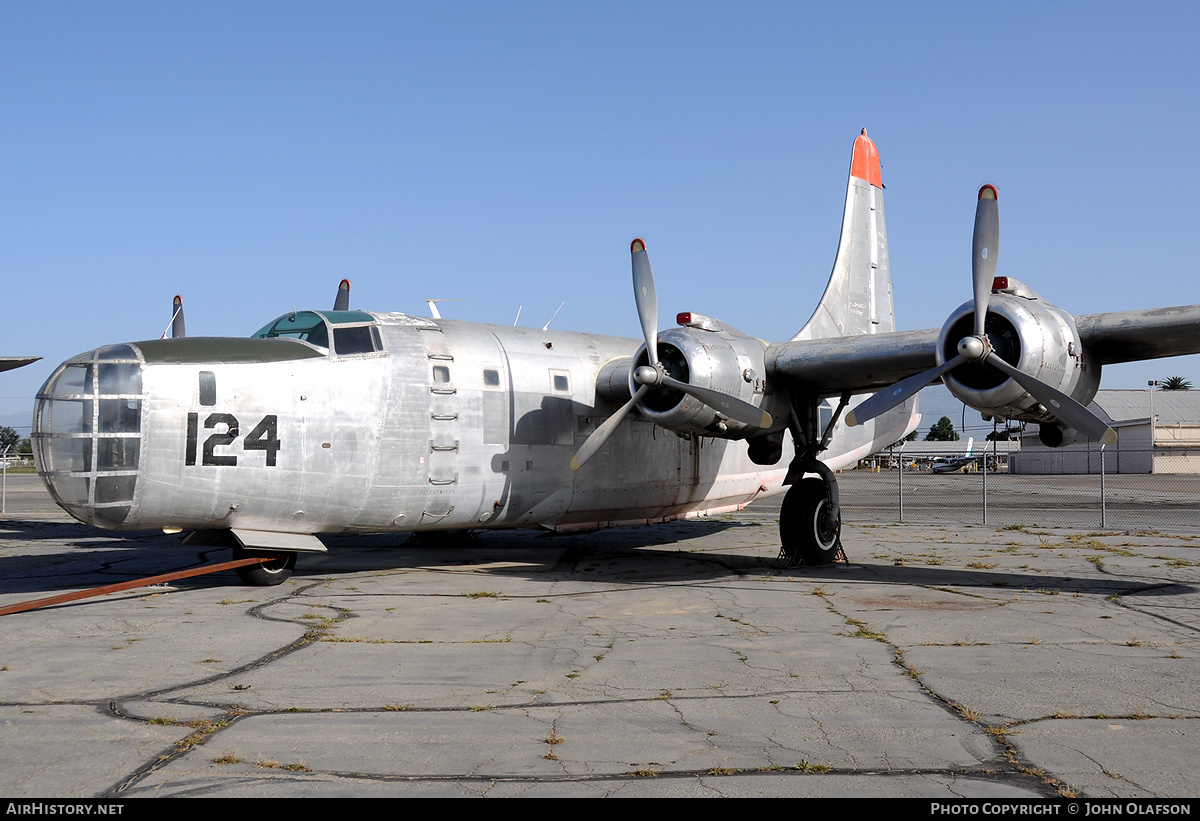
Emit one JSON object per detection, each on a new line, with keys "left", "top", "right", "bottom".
{"left": 32, "top": 344, "right": 143, "bottom": 528}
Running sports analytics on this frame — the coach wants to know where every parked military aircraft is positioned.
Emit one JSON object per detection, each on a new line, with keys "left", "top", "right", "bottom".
{"left": 30, "top": 130, "right": 1200, "bottom": 584}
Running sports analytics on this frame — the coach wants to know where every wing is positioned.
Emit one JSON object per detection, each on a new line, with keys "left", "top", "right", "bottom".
{"left": 0, "top": 357, "right": 40, "bottom": 374}
{"left": 1075, "top": 305, "right": 1200, "bottom": 365}
{"left": 765, "top": 328, "right": 938, "bottom": 397}
{"left": 767, "top": 304, "right": 1200, "bottom": 398}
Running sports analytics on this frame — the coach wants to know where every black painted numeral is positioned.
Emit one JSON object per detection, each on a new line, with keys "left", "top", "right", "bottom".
{"left": 185, "top": 412, "right": 198, "bottom": 466}
{"left": 184, "top": 412, "right": 281, "bottom": 467}
{"left": 243, "top": 415, "right": 281, "bottom": 467}
{"left": 202, "top": 413, "right": 239, "bottom": 466}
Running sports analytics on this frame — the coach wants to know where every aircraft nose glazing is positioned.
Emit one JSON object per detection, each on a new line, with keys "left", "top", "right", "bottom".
{"left": 32, "top": 344, "right": 144, "bottom": 528}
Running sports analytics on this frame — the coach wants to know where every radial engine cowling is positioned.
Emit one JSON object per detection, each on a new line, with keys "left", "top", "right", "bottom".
{"left": 627, "top": 319, "right": 773, "bottom": 439}
{"left": 936, "top": 283, "right": 1101, "bottom": 430}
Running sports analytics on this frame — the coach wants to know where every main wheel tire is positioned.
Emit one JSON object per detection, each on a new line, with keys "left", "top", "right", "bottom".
{"left": 233, "top": 546, "right": 297, "bottom": 586}
{"left": 779, "top": 477, "right": 841, "bottom": 566}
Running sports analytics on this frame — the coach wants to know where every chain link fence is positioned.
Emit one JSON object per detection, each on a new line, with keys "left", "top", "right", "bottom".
{"left": 838, "top": 448, "right": 1200, "bottom": 531}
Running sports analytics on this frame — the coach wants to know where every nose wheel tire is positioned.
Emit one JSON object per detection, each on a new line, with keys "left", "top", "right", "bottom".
{"left": 233, "top": 546, "right": 297, "bottom": 586}
{"left": 779, "top": 477, "right": 842, "bottom": 567}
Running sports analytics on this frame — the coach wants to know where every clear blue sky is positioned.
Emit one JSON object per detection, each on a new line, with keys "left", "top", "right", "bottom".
{"left": 3, "top": 2, "right": 1198, "bottom": 431}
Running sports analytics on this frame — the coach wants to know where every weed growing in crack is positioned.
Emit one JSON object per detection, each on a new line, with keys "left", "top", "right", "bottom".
{"left": 793, "top": 760, "right": 832, "bottom": 773}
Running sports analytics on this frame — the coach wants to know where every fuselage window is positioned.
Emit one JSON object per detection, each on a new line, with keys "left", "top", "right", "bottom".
{"left": 433, "top": 365, "right": 451, "bottom": 383}
{"left": 552, "top": 372, "right": 570, "bottom": 392}
{"left": 333, "top": 326, "right": 381, "bottom": 355}
{"left": 199, "top": 371, "right": 217, "bottom": 406}
{"left": 483, "top": 368, "right": 500, "bottom": 387}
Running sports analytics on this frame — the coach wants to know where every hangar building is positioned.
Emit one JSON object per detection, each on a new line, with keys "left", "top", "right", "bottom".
{"left": 1009, "top": 389, "right": 1200, "bottom": 474}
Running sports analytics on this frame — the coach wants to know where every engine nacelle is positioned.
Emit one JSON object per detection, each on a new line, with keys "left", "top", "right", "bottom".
{"left": 936, "top": 279, "right": 1101, "bottom": 434}
{"left": 626, "top": 315, "right": 776, "bottom": 439}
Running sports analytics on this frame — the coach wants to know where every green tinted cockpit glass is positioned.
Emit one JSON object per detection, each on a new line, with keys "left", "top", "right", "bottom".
{"left": 252, "top": 312, "right": 331, "bottom": 348}
{"left": 317, "top": 310, "right": 373, "bottom": 324}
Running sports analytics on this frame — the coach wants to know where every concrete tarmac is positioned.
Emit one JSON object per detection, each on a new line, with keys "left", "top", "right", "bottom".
{"left": 2, "top": 474, "right": 1199, "bottom": 798}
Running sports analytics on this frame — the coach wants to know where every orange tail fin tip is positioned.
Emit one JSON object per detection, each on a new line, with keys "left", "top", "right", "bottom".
{"left": 850, "top": 128, "right": 882, "bottom": 188}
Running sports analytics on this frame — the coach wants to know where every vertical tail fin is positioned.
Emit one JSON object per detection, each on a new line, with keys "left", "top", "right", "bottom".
{"left": 792, "top": 129, "right": 894, "bottom": 341}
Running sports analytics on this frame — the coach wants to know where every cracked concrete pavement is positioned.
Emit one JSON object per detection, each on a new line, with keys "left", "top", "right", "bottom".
{"left": 1, "top": 474, "right": 1198, "bottom": 797}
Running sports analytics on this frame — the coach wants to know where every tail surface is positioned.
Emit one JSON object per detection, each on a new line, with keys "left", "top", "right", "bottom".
{"left": 792, "top": 129, "right": 894, "bottom": 341}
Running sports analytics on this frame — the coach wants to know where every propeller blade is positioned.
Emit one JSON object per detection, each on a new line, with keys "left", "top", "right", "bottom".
{"left": 631, "top": 239, "right": 658, "bottom": 367}
{"left": 982, "top": 353, "right": 1117, "bottom": 445}
{"left": 571, "top": 385, "right": 650, "bottom": 471}
{"left": 656, "top": 374, "right": 772, "bottom": 428}
{"left": 846, "top": 355, "right": 965, "bottom": 427}
{"left": 166, "top": 295, "right": 186, "bottom": 339}
{"left": 972, "top": 185, "right": 999, "bottom": 337}
{"left": 333, "top": 278, "right": 350, "bottom": 311}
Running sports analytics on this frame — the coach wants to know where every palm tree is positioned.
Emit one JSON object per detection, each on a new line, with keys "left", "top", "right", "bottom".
{"left": 1162, "top": 376, "right": 1193, "bottom": 390}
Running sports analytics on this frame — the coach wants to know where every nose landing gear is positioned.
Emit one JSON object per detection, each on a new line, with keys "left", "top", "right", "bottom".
{"left": 233, "top": 545, "right": 297, "bottom": 586}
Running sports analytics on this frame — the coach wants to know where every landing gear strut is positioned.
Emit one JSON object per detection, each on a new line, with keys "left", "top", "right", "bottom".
{"left": 233, "top": 545, "right": 297, "bottom": 586}
{"left": 778, "top": 476, "right": 843, "bottom": 567}
{"left": 778, "top": 392, "right": 849, "bottom": 567}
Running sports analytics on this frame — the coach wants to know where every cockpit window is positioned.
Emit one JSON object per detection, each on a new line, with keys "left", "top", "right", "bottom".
{"left": 252, "top": 312, "right": 330, "bottom": 349}
{"left": 252, "top": 311, "right": 384, "bottom": 358}
{"left": 333, "top": 325, "right": 382, "bottom": 355}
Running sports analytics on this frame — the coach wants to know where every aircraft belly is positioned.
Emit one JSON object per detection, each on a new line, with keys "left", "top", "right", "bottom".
{"left": 561, "top": 417, "right": 786, "bottom": 528}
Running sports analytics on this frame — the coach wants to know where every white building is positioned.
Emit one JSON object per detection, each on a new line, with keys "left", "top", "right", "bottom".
{"left": 1009, "top": 389, "right": 1200, "bottom": 474}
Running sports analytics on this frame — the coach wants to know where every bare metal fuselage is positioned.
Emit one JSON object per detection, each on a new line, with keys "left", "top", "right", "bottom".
{"left": 33, "top": 311, "right": 914, "bottom": 538}
{"left": 25, "top": 317, "right": 764, "bottom": 535}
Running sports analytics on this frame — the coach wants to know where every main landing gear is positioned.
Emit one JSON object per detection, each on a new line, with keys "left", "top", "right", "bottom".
{"left": 777, "top": 392, "right": 850, "bottom": 568}
{"left": 779, "top": 477, "right": 842, "bottom": 566}
{"left": 778, "top": 475, "right": 844, "bottom": 567}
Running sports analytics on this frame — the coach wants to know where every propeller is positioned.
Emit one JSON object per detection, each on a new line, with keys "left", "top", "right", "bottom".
{"left": 972, "top": 185, "right": 999, "bottom": 337}
{"left": 333, "top": 278, "right": 350, "bottom": 311}
{"left": 162, "top": 295, "right": 186, "bottom": 339}
{"left": 571, "top": 239, "right": 772, "bottom": 471}
{"left": 846, "top": 185, "right": 1117, "bottom": 446}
